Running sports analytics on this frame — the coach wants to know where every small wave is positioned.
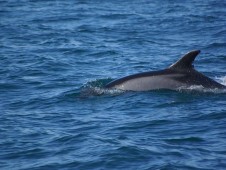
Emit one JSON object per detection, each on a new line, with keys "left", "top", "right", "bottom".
{"left": 214, "top": 29, "right": 226, "bottom": 36}
{"left": 99, "top": 13, "right": 135, "bottom": 20}
{"left": 206, "top": 42, "right": 226, "bottom": 49}
{"left": 165, "top": 137, "right": 204, "bottom": 144}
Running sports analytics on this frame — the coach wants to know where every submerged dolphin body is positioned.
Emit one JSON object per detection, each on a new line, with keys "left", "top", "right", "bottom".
{"left": 105, "top": 50, "right": 226, "bottom": 91}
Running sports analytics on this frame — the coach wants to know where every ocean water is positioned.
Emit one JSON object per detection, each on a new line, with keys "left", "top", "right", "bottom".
{"left": 1, "top": 0, "right": 226, "bottom": 169}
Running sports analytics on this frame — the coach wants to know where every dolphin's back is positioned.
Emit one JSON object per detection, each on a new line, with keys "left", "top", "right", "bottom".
{"left": 105, "top": 50, "right": 226, "bottom": 91}
{"left": 105, "top": 70, "right": 167, "bottom": 88}
{"left": 105, "top": 69, "right": 185, "bottom": 91}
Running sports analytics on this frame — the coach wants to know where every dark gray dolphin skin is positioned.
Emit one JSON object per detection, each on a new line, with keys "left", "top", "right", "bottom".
{"left": 105, "top": 50, "right": 226, "bottom": 91}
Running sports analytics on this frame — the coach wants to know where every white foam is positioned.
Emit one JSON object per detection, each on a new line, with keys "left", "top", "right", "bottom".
{"left": 176, "top": 75, "right": 226, "bottom": 93}
{"left": 178, "top": 85, "right": 204, "bottom": 92}
{"left": 216, "top": 75, "right": 226, "bottom": 86}
{"left": 177, "top": 85, "right": 226, "bottom": 94}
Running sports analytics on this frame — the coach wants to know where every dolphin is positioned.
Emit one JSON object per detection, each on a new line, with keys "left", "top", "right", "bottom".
{"left": 105, "top": 50, "right": 226, "bottom": 91}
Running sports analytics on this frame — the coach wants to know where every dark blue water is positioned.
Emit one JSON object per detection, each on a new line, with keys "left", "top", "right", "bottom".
{"left": 1, "top": 0, "right": 226, "bottom": 169}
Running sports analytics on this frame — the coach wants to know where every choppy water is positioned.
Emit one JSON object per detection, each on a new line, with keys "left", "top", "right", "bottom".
{"left": 1, "top": 0, "right": 226, "bottom": 169}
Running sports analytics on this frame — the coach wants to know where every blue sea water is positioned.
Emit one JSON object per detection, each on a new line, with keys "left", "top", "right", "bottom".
{"left": 1, "top": 0, "right": 226, "bottom": 169}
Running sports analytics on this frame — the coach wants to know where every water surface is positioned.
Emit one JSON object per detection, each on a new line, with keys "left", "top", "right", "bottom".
{"left": 1, "top": 0, "right": 226, "bottom": 169}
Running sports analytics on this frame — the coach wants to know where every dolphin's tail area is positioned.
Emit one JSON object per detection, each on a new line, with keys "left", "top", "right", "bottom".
{"left": 169, "top": 50, "right": 200, "bottom": 70}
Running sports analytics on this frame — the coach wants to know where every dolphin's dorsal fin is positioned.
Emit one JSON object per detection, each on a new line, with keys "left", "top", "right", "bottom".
{"left": 169, "top": 50, "right": 200, "bottom": 70}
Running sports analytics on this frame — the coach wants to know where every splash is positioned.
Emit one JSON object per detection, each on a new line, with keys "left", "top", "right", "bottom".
{"left": 177, "top": 84, "right": 226, "bottom": 94}
{"left": 178, "top": 85, "right": 205, "bottom": 92}
{"left": 80, "top": 87, "right": 124, "bottom": 97}
{"left": 80, "top": 79, "right": 124, "bottom": 97}
{"left": 216, "top": 75, "right": 226, "bottom": 86}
